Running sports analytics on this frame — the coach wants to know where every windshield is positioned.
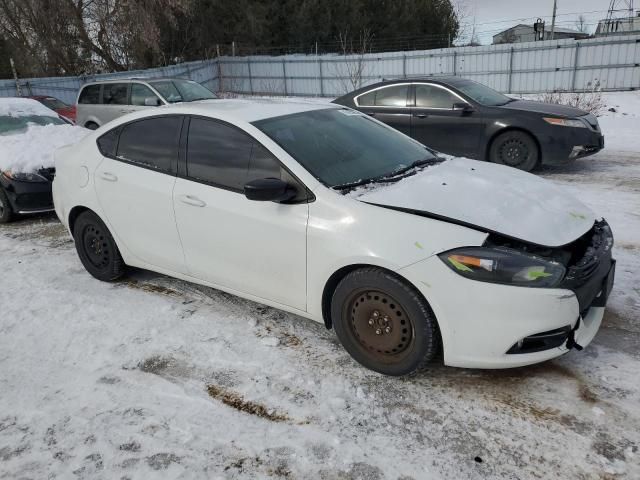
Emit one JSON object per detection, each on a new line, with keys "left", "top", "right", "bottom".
{"left": 149, "top": 79, "right": 216, "bottom": 103}
{"left": 0, "top": 114, "right": 65, "bottom": 135}
{"left": 453, "top": 79, "right": 512, "bottom": 106}
{"left": 254, "top": 108, "right": 437, "bottom": 188}
{"left": 38, "top": 98, "right": 69, "bottom": 110}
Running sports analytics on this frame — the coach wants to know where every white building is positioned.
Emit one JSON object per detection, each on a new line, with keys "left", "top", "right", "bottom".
{"left": 493, "top": 24, "right": 589, "bottom": 44}
{"left": 595, "top": 12, "right": 640, "bottom": 36}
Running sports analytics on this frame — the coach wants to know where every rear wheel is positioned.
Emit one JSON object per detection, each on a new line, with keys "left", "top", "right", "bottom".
{"left": 331, "top": 268, "right": 439, "bottom": 376}
{"left": 73, "top": 211, "right": 125, "bottom": 281}
{"left": 0, "top": 187, "right": 14, "bottom": 224}
{"left": 85, "top": 122, "right": 99, "bottom": 130}
{"left": 489, "top": 130, "right": 539, "bottom": 172}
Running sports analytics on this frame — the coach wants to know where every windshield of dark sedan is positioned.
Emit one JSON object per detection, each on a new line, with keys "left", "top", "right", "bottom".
{"left": 453, "top": 79, "right": 512, "bottom": 106}
{"left": 148, "top": 79, "right": 216, "bottom": 103}
{"left": 254, "top": 108, "right": 436, "bottom": 188}
{"left": 0, "top": 114, "right": 65, "bottom": 135}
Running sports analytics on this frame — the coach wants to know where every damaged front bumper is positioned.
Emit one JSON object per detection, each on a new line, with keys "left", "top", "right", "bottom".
{"left": 398, "top": 220, "right": 615, "bottom": 369}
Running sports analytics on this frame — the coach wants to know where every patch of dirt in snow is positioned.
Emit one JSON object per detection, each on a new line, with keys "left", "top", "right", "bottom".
{"left": 206, "top": 384, "right": 291, "bottom": 423}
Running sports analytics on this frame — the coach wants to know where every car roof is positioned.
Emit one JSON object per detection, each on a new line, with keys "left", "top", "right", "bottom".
{"left": 82, "top": 77, "right": 191, "bottom": 86}
{"left": 121, "top": 98, "right": 340, "bottom": 123}
{"left": 0, "top": 97, "right": 59, "bottom": 117}
{"left": 334, "top": 76, "right": 472, "bottom": 102}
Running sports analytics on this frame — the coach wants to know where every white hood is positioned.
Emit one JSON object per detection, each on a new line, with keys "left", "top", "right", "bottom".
{"left": 355, "top": 158, "right": 595, "bottom": 247}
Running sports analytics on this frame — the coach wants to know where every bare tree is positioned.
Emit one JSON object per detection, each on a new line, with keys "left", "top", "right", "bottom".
{"left": 0, "top": 0, "right": 188, "bottom": 76}
{"left": 332, "top": 28, "right": 373, "bottom": 94}
{"left": 575, "top": 15, "right": 589, "bottom": 34}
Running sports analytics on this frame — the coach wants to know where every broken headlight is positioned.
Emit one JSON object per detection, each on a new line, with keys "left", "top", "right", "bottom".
{"left": 438, "top": 247, "right": 566, "bottom": 288}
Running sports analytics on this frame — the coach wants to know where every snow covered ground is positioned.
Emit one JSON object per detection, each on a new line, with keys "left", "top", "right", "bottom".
{"left": 0, "top": 92, "right": 639, "bottom": 479}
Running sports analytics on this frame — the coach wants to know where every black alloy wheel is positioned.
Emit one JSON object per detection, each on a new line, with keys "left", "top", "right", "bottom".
{"left": 489, "top": 131, "right": 539, "bottom": 172}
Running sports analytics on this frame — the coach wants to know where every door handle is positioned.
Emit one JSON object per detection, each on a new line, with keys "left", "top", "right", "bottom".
{"left": 99, "top": 172, "right": 118, "bottom": 182}
{"left": 366, "top": 112, "right": 376, "bottom": 117}
{"left": 179, "top": 195, "right": 206, "bottom": 207}
{"left": 119, "top": 109, "right": 132, "bottom": 114}
{"left": 413, "top": 113, "right": 428, "bottom": 118}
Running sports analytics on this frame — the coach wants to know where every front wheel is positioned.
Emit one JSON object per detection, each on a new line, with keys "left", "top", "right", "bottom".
{"left": 73, "top": 211, "right": 125, "bottom": 281}
{"left": 331, "top": 268, "right": 439, "bottom": 376}
{"left": 489, "top": 130, "right": 539, "bottom": 172}
{"left": 0, "top": 187, "right": 14, "bottom": 224}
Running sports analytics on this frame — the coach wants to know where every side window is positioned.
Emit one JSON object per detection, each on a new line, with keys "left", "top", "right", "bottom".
{"left": 375, "top": 85, "right": 408, "bottom": 107}
{"left": 415, "top": 84, "right": 458, "bottom": 109}
{"left": 187, "top": 118, "right": 253, "bottom": 190}
{"left": 97, "top": 127, "right": 121, "bottom": 157}
{"left": 247, "top": 143, "right": 282, "bottom": 182}
{"left": 356, "top": 91, "right": 375, "bottom": 106}
{"left": 131, "top": 84, "right": 159, "bottom": 106}
{"left": 102, "top": 83, "right": 128, "bottom": 105}
{"left": 116, "top": 117, "right": 181, "bottom": 173}
{"left": 78, "top": 85, "right": 101, "bottom": 104}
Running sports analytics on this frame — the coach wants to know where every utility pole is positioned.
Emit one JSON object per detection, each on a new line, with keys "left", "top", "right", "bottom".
{"left": 9, "top": 58, "right": 21, "bottom": 96}
{"left": 550, "top": 0, "right": 558, "bottom": 40}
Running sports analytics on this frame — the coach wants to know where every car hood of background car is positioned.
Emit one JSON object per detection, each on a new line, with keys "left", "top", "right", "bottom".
{"left": 500, "top": 99, "right": 587, "bottom": 118}
{"left": 353, "top": 158, "right": 596, "bottom": 247}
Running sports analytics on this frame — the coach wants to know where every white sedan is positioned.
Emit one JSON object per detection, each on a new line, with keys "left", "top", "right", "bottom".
{"left": 52, "top": 100, "right": 615, "bottom": 375}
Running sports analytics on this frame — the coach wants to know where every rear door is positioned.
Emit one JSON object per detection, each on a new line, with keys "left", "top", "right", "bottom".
{"left": 410, "top": 83, "right": 485, "bottom": 158}
{"left": 94, "top": 115, "right": 186, "bottom": 273}
{"left": 173, "top": 117, "right": 309, "bottom": 310}
{"left": 355, "top": 84, "right": 411, "bottom": 136}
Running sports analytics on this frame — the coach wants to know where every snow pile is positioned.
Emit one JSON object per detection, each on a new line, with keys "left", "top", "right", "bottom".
{"left": 0, "top": 124, "right": 89, "bottom": 173}
{"left": 0, "top": 97, "right": 58, "bottom": 118}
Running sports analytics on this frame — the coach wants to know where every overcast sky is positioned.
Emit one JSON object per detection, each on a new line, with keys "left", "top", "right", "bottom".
{"left": 457, "top": 0, "right": 627, "bottom": 44}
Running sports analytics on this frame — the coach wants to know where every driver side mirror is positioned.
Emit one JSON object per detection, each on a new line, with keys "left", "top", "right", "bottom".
{"left": 144, "top": 96, "right": 161, "bottom": 106}
{"left": 244, "top": 178, "right": 296, "bottom": 202}
{"left": 453, "top": 102, "right": 474, "bottom": 113}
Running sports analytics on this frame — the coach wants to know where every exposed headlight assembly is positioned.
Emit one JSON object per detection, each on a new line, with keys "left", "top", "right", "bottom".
{"left": 439, "top": 247, "right": 566, "bottom": 288}
{"left": 543, "top": 117, "right": 587, "bottom": 128}
{"left": 2, "top": 170, "right": 48, "bottom": 183}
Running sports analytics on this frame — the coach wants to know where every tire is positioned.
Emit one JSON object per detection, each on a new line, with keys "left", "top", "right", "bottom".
{"left": 0, "top": 187, "right": 14, "bottom": 224}
{"left": 85, "top": 122, "right": 99, "bottom": 130}
{"left": 331, "top": 268, "right": 439, "bottom": 376}
{"left": 73, "top": 211, "right": 125, "bottom": 281}
{"left": 489, "top": 130, "right": 539, "bottom": 172}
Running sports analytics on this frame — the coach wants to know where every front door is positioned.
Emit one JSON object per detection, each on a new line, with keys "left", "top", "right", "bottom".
{"left": 173, "top": 117, "right": 308, "bottom": 311}
{"left": 410, "top": 83, "right": 485, "bottom": 158}
{"left": 356, "top": 83, "right": 412, "bottom": 136}
{"left": 94, "top": 115, "right": 186, "bottom": 273}
{"left": 99, "top": 82, "right": 134, "bottom": 124}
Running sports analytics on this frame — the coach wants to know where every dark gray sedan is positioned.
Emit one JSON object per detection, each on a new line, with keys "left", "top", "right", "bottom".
{"left": 332, "top": 77, "right": 604, "bottom": 171}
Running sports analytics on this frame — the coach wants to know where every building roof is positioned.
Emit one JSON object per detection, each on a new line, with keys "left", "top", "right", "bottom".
{"left": 493, "top": 24, "right": 587, "bottom": 37}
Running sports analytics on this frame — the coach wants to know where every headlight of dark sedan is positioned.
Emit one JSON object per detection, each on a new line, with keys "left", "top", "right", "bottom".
{"left": 2, "top": 170, "right": 49, "bottom": 183}
{"left": 438, "top": 247, "right": 566, "bottom": 288}
{"left": 543, "top": 117, "right": 588, "bottom": 128}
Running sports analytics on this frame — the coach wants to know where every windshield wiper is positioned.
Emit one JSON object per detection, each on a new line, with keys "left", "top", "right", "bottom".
{"left": 386, "top": 157, "right": 443, "bottom": 178}
{"left": 332, "top": 157, "right": 443, "bottom": 191}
